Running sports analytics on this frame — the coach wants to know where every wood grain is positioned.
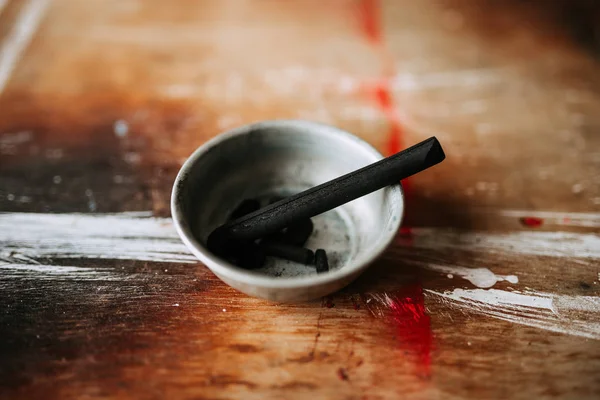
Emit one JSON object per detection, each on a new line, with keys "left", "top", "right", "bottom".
{"left": 1, "top": 0, "right": 599, "bottom": 399}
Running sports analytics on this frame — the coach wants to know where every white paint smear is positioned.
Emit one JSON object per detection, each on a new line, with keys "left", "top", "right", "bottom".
{"left": 2, "top": 212, "right": 596, "bottom": 339}
{"left": 0, "top": 212, "right": 196, "bottom": 264}
{"left": 426, "top": 288, "right": 600, "bottom": 340}
{"left": 0, "top": 263, "right": 121, "bottom": 282}
{"left": 410, "top": 261, "right": 518, "bottom": 288}
{"left": 406, "top": 228, "right": 600, "bottom": 259}
{"left": 0, "top": 0, "right": 51, "bottom": 95}
{"left": 1, "top": 213, "right": 598, "bottom": 268}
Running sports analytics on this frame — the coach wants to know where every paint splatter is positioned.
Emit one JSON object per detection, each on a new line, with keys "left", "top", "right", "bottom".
{"left": 358, "top": 0, "right": 381, "bottom": 44}
{"left": 519, "top": 217, "right": 544, "bottom": 228}
{"left": 487, "top": 210, "right": 600, "bottom": 228}
{"left": 388, "top": 284, "right": 432, "bottom": 378}
{"left": 407, "top": 261, "right": 519, "bottom": 288}
{"left": 113, "top": 119, "right": 129, "bottom": 138}
{"left": 373, "top": 82, "right": 393, "bottom": 109}
{"left": 356, "top": 0, "right": 407, "bottom": 193}
{"left": 366, "top": 80, "right": 405, "bottom": 157}
{"left": 399, "top": 226, "right": 413, "bottom": 236}
{"left": 398, "top": 226, "right": 414, "bottom": 246}
{"left": 365, "top": 285, "right": 432, "bottom": 378}
{"left": 386, "top": 122, "right": 403, "bottom": 155}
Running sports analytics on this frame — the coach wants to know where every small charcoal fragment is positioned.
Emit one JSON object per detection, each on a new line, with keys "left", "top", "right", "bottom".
{"left": 207, "top": 230, "right": 265, "bottom": 269}
{"left": 283, "top": 218, "right": 313, "bottom": 247}
{"left": 229, "top": 198, "right": 261, "bottom": 220}
{"left": 262, "top": 241, "right": 314, "bottom": 265}
{"left": 232, "top": 242, "right": 266, "bottom": 269}
{"left": 206, "top": 227, "right": 231, "bottom": 257}
{"left": 314, "top": 249, "right": 329, "bottom": 273}
{"left": 211, "top": 196, "right": 315, "bottom": 270}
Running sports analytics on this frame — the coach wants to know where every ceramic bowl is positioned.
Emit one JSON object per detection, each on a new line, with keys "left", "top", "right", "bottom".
{"left": 171, "top": 120, "right": 403, "bottom": 302}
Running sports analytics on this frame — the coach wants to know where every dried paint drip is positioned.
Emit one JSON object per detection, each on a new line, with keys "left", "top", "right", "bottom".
{"left": 520, "top": 217, "right": 544, "bottom": 228}
{"left": 358, "top": 0, "right": 381, "bottom": 44}
{"left": 2, "top": 212, "right": 597, "bottom": 340}
{"left": 371, "top": 83, "right": 405, "bottom": 157}
{"left": 365, "top": 285, "right": 432, "bottom": 378}
{"left": 398, "top": 226, "right": 414, "bottom": 246}
{"left": 495, "top": 210, "right": 600, "bottom": 228}
{"left": 356, "top": 0, "right": 409, "bottom": 196}
{"left": 408, "top": 261, "right": 519, "bottom": 288}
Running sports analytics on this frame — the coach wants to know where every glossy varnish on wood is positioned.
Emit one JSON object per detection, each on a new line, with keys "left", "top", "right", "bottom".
{"left": 1, "top": 0, "right": 599, "bottom": 399}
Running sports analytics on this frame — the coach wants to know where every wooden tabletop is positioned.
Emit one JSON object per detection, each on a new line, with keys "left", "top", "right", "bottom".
{"left": 1, "top": 0, "right": 599, "bottom": 399}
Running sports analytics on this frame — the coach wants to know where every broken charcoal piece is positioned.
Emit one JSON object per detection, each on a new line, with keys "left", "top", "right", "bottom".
{"left": 228, "top": 198, "right": 261, "bottom": 220}
{"left": 207, "top": 232, "right": 265, "bottom": 269}
{"left": 206, "top": 227, "right": 231, "bottom": 257}
{"left": 233, "top": 242, "right": 266, "bottom": 269}
{"left": 315, "top": 249, "right": 329, "bottom": 273}
{"left": 283, "top": 218, "right": 314, "bottom": 246}
{"left": 261, "top": 241, "right": 314, "bottom": 265}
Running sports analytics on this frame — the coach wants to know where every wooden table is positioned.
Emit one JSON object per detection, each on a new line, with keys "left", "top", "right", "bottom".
{"left": 1, "top": 0, "right": 599, "bottom": 398}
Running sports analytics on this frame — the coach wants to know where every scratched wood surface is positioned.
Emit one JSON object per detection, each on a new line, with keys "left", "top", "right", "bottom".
{"left": 1, "top": 0, "right": 599, "bottom": 399}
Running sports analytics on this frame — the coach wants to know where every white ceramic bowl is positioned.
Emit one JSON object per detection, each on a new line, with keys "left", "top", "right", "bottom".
{"left": 171, "top": 120, "right": 403, "bottom": 302}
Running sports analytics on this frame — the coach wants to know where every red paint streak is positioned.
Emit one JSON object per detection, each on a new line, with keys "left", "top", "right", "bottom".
{"left": 374, "top": 83, "right": 392, "bottom": 109}
{"left": 388, "top": 284, "right": 432, "bottom": 378}
{"left": 356, "top": 0, "right": 412, "bottom": 238}
{"left": 395, "top": 225, "right": 415, "bottom": 246}
{"left": 356, "top": 1, "right": 406, "bottom": 163}
{"left": 399, "top": 226, "right": 413, "bottom": 236}
{"left": 358, "top": 0, "right": 381, "bottom": 44}
{"left": 520, "top": 217, "right": 544, "bottom": 228}
{"left": 387, "top": 124, "right": 403, "bottom": 155}
{"left": 368, "top": 80, "right": 405, "bottom": 157}
{"left": 396, "top": 229, "right": 414, "bottom": 247}
{"left": 399, "top": 226, "right": 413, "bottom": 243}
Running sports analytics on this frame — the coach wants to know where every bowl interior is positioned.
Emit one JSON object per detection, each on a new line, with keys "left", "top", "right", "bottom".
{"left": 175, "top": 121, "right": 402, "bottom": 279}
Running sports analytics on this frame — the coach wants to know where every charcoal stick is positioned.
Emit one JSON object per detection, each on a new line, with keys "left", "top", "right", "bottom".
{"left": 210, "top": 136, "right": 444, "bottom": 244}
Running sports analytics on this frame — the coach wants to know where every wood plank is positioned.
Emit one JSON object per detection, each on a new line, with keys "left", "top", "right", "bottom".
{"left": 1, "top": 0, "right": 599, "bottom": 398}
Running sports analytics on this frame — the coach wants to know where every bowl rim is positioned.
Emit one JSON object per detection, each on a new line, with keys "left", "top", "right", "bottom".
{"left": 171, "top": 119, "right": 404, "bottom": 289}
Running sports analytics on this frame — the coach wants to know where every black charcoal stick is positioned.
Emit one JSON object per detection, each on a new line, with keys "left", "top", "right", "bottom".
{"left": 211, "top": 136, "right": 444, "bottom": 242}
